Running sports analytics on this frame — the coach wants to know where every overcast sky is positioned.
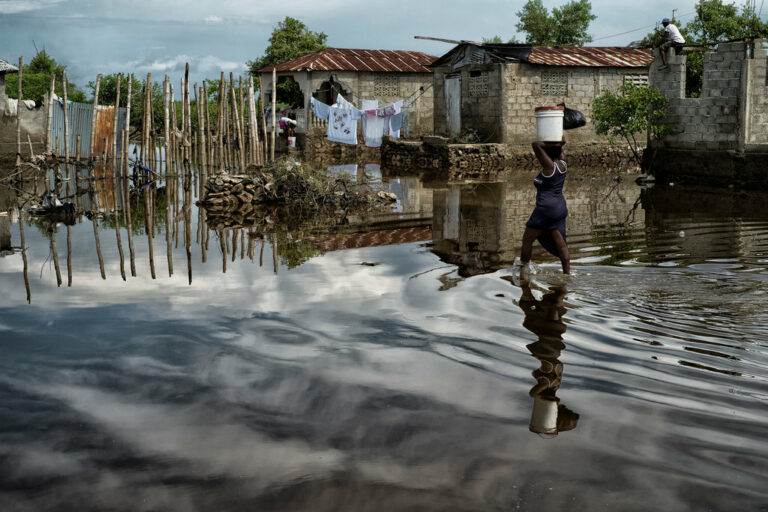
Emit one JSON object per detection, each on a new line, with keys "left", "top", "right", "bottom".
{"left": 0, "top": 0, "right": 763, "bottom": 94}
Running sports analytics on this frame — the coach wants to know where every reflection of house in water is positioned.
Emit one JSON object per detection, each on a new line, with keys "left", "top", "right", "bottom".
{"left": 430, "top": 176, "right": 645, "bottom": 277}
{"left": 642, "top": 186, "right": 768, "bottom": 263}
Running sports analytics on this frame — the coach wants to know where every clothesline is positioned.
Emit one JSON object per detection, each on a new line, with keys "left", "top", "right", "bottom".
{"left": 310, "top": 94, "right": 408, "bottom": 148}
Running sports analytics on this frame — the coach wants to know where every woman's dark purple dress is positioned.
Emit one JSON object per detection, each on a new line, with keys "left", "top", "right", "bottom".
{"left": 525, "top": 160, "right": 567, "bottom": 257}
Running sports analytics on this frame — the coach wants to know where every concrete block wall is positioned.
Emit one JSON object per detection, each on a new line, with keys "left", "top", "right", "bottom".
{"left": 651, "top": 41, "right": 747, "bottom": 151}
{"left": 746, "top": 41, "right": 768, "bottom": 147}
{"left": 433, "top": 62, "right": 650, "bottom": 145}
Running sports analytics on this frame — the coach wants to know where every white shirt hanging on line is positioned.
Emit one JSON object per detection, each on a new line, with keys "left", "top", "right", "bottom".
{"left": 311, "top": 97, "right": 330, "bottom": 121}
{"left": 327, "top": 106, "right": 362, "bottom": 145}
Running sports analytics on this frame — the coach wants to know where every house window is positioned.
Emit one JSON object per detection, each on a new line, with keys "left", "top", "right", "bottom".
{"left": 624, "top": 74, "right": 649, "bottom": 87}
{"left": 469, "top": 71, "right": 489, "bottom": 97}
{"left": 541, "top": 70, "right": 568, "bottom": 96}
{"left": 374, "top": 74, "right": 399, "bottom": 96}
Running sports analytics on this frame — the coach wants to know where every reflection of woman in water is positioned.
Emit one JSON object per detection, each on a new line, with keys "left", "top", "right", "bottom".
{"left": 520, "top": 137, "right": 570, "bottom": 274}
{"left": 518, "top": 282, "right": 579, "bottom": 435}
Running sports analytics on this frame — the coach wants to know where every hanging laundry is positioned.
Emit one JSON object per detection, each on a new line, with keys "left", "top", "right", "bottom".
{"left": 361, "top": 99, "right": 378, "bottom": 111}
{"left": 362, "top": 112, "right": 387, "bottom": 148}
{"left": 401, "top": 109, "right": 410, "bottom": 137}
{"left": 327, "top": 106, "right": 361, "bottom": 145}
{"left": 327, "top": 164, "right": 358, "bottom": 177}
{"left": 389, "top": 112, "right": 404, "bottom": 134}
{"left": 387, "top": 100, "right": 404, "bottom": 140}
{"left": 336, "top": 94, "right": 357, "bottom": 110}
{"left": 310, "top": 97, "right": 330, "bottom": 121}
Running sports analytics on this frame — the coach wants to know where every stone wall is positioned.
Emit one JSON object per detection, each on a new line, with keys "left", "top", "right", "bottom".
{"left": 433, "top": 62, "right": 649, "bottom": 145}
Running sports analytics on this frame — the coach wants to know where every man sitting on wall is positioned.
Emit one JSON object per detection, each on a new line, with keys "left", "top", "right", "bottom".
{"left": 658, "top": 17, "right": 685, "bottom": 70}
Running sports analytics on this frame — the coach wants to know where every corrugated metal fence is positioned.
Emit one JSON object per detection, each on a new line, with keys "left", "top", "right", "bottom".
{"left": 50, "top": 100, "right": 128, "bottom": 157}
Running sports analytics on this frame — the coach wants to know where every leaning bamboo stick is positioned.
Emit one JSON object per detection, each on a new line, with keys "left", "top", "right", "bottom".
{"left": 248, "top": 76, "right": 260, "bottom": 165}
{"left": 123, "top": 75, "right": 132, "bottom": 179}
{"left": 238, "top": 75, "right": 245, "bottom": 163}
{"left": 89, "top": 74, "right": 101, "bottom": 161}
{"left": 163, "top": 76, "right": 170, "bottom": 176}
{"left": 184, "top": 63, "right": 191, "bottom": 164}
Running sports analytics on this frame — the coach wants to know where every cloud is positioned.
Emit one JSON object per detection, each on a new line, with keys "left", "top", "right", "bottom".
{"left": 203, "top": 15, "right": 222, "bottom": 23}
{"left": 0, "top": 0, "right": 64, "bottom": 14}
{"left": 123, "top": 54, "right": 244, "bottom": 75}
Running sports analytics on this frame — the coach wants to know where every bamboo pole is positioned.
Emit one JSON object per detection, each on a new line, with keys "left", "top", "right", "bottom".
{"left": 185, "top": 63, "right": 191, "bottom": 165}
{"left": 169, "top": 83, "right": 176, "bottom": 175}
{"left": 197, "top": 86, "right": 208, "bottom": 198}
{"left": 165, "top": 181, "right": 173, "bottom": 277}
{"left": 113, "top": 171, "right": 126, "bottom": 281}
{"left": 16, "top": 57, "right": 23, "bottom": 166}
{"left": 123, "top": 75, "right": 132, "bottom": 179}
{"left": 62, "top": 71, "right": 69, "bottom": 164}
{"left": 271, "top": 68, "right": 276, "bottom": 162}
{"left": 224, "top": 79, "right": 232, "bottom": 169}
{"left": 229, "top": 73, "right": 245, "bottom": 171}
{"left": 75, "top": 135, "right": 81, "bottom": 162}
{"left": 143, "top": 73, "right": 151, "bottom": 167}
{"left": 45, "top": 73, "right": 55, "bottom": 152}
{"left": 216, "top": 75, "right": 225, "bottom": 169}
{"left": 112, "top": 74, "right": 122, "bottom": 172}
{"left": 248, "top": 76, "right": 259, "bottom": 165}
{"left": 163, "top": 76, "right": 170, "bottom": 176}
{"left": 202, "top": 82, "right": 212, "bottom": 170}
{"left": 259, "top": 76, "right": 268, "bottom": 164}
{"left": 90, "top": 74, "right": 101, "bottom": 161}
{"left": 90, "top": 197, "right": 106, "bottom": 280}
{"left": 239, "top": 75, "right": 245, "bottom": 163}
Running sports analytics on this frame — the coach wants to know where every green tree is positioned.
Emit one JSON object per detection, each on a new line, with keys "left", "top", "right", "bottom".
{"left": 247, "top": 17, "right": 327, "bottom": 106}
{"left": 5, "top": 51, "right": 86, "bottom": 102}
{"left": 592, "top": 82, "right": 670, "bottom": 170}
{"left": 515, "top": 0, "right": 596, "bottom": 46}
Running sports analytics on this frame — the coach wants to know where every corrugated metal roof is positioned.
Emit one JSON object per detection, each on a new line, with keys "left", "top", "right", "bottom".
{"left": 526, "top": 46, "right": 652, "bottom": 67}
{"left": 430, "top": 43, "right": 653, "bottom": 68}
{"left": 0, "top": 59, "right": 19, "bottom": 73}
{"left": 260, "top": 48, "right": 437, "bottom": 73}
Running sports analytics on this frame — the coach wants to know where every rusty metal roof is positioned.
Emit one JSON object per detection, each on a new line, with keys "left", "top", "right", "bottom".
{"left": 527, "top": 46, "right": 653, "bottom": 67}
{"left": 431, "top": 43, "right": 653, "bottom": 68}
{"left": 259, "top": 48, "right": 437, "bottom": 73}
{"left": 0, "top": 59, "right": 19, "bottom": 73}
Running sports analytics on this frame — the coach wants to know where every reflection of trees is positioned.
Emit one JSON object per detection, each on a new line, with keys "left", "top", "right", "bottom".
{"left": 517, "top": 282, "right": 579, "bottom": 436}
{"left": 100, "top": 186, "right": 168, "bottom": 234}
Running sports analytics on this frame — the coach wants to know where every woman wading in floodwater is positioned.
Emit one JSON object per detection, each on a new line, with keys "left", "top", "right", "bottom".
{"left": 520, "top": 136, "right": 570, "bottom": 274}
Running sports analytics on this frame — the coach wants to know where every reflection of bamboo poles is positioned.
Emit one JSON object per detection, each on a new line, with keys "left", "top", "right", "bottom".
{"left": 272, "top": 237, "right": 278, "bottom": 274}
{"left": 124, "top": 174, "right": 136, "bottom": 277}
{"left": 240, "top": 229, "right": 245, "bottom": 260}
{"left": 51, "top": 229, "right": 62, "bottom": 287}
{"left": 91, "top": 202, "right": 106, "bottom": 280}
{"left": 66, "top": 225, "right": 72, "bottom": 286}
{"left": 183, "top": 161, "right": 192, "bottom": 285}
{"left": 113, "top": 173, "right": 126, "bottom": 281}
{"left": 231, "top": 228, "right": 237, "bottom": 263}
{"left": 18, "top": 208, "right": 31, "bottom": 303}
{"left": 260, "top": 239, "right": 264, "bottom": 267}
{"left": 165, "top": 183, "right": 174, "bottom": 277}
{"left": 199, "top": 205, "right": 207, "bottom": 263}
{"left": 219, "top": 230, "right": 227, "bottom": 274}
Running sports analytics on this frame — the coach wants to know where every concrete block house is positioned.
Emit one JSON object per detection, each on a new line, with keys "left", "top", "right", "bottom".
{"left": 649, "top": 39, "right": 768, "bottom": 186}
{"left": 258, "top": 48, "right": 437, "bottom": 144}
{"left": 430, "top": 43, "right": 653, "bottom": 146}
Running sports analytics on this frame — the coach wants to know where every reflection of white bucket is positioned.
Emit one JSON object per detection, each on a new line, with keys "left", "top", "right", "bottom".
{"left": 535, "top": 106, "right": 564, "bottom": 142}
{"left": 530, "top": 397, "right": 559, "bottom": 435}
{"left": 287, "top": 136, "right": 296, "bottom": 148}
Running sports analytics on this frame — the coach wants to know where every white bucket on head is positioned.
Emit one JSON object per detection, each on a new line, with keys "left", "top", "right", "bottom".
{"left": 535, "top": 106, "right": 564, "bottom": 142}
{"left": 287, "top": 136, "right": 296, "bottom": 148}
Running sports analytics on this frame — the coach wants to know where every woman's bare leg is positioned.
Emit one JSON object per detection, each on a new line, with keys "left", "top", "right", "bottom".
{"left": 551, "top": 229, "right": 570, "bottom": 274}
{"left": 521, "top": 227, "right": 542, "bottom": 264}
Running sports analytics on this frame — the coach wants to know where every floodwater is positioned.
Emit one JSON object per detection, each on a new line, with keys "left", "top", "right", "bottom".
{"left": 1, "top": 162, "right": 767, "bottom": 512}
